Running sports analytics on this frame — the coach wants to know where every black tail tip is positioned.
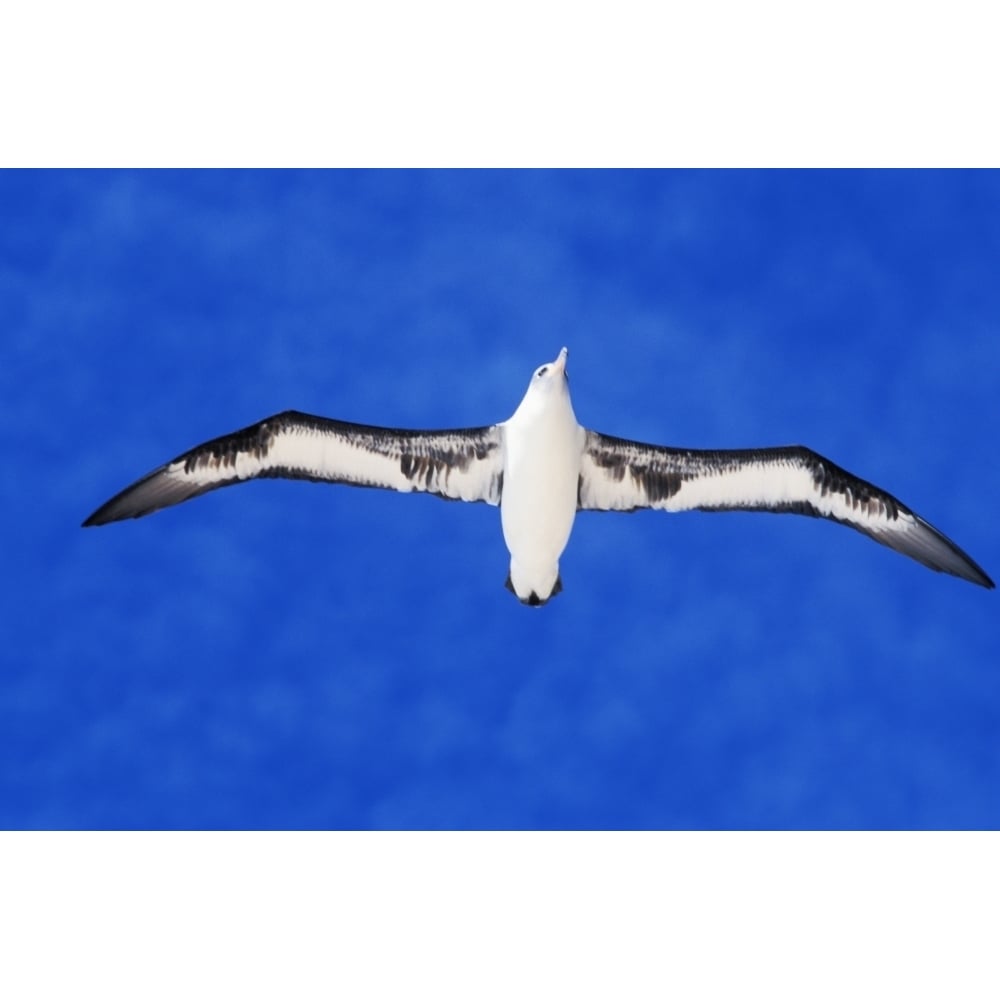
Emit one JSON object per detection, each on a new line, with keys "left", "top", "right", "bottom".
{"left": 504, "top": 574, "right": 563, "bottom": 606}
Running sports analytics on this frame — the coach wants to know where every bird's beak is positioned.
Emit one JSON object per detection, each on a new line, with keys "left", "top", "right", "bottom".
{"left": 553, "top": 347, "right": 568, "bottom": 375}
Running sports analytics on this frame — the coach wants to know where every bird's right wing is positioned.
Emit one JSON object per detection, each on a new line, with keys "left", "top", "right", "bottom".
{"left": 83, "top": 410, "right": 505, "bottom": 526}
{"left": 578, "top": 430, "right": 994, "bottom": 588}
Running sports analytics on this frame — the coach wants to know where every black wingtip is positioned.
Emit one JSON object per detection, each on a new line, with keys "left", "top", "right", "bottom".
{"left": 82, "top": 498, "right": 122, "bottom": 527}
{"left": 81, "top": 480, "right": 157, "bottom": 527}
{"left": 961, "top": 555, "right": 995, "bottom": 590}
{"left": 81, "top": 504, "right": 128, "bottom": 527}
{"left": 80, "top": 462, "right": 197, "bottom": 527}
{"left": 903, "top": 514, "right": 995, "bottom": 590}
{"left": 81, "top": 503, "right": 132, "bottom": 528}
{"left": 955, "top": 563, "right": 995, "bottom": 590}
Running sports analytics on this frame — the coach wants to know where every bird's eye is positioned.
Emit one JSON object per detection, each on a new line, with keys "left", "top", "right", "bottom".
{"left": 536, "top": 366, "right": 548, "bottom": 378}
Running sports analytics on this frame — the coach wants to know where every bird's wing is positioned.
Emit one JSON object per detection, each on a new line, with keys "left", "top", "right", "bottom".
{"left": 577, "top": 429, "right": 994, "bottom": 588}
{"left": 83, "top": 410, "right": 504, "bottom": 526}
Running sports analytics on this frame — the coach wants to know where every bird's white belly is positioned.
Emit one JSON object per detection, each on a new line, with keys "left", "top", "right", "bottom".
{"left": 500, "top": 424, "right": 583, "bottom": 571}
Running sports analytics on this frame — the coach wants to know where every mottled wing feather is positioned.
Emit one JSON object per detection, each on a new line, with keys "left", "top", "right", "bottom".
{"left": 83, "top": 410, "right": 504, "bottom": 526}
{"left": 578, "top": 430, "right": 994, "bottom": 588}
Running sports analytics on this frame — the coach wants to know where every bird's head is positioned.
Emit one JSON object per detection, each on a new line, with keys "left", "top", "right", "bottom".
{"left": 509, "top": 347, "right": 571, "bottom": 421}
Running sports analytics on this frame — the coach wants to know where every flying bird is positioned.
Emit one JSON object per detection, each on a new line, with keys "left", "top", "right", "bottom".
{"left": 83, "top": 348, "right": 994, "bottom": 603}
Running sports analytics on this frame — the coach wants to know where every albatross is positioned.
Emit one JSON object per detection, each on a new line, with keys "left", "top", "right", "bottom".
{"left": 83, "top": 348, "right": 994, "bottom": 603}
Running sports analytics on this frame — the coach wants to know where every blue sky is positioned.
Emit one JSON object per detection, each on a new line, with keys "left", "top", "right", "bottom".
{"left": 2, "top": 170, "right": 997, "bottom": 829}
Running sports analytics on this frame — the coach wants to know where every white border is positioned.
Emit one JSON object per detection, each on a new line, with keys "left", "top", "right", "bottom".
{"left": 1, "top": 832, "right": 997, "bottom": 998}
{"left": 4, "top": 2, "right": 999, "bottom": 165}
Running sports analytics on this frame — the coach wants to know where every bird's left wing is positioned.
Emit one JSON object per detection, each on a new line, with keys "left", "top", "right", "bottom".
{"left": 83, "top": 410, "right": 504, "bottom": 526}
{"left": 577, "top": 429, "right": 993, "bottom": 588}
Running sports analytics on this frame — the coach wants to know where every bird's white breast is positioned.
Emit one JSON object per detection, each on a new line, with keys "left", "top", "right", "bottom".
{"left": 500, "top": 400, "right": 585, "bottom": 573}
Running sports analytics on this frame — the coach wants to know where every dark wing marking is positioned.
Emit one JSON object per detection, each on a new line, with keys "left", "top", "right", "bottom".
{"left": 578, "top": 430, "right": 994, "bottom": 588}
{"left": 83, "top": 410, "right": 504, "bottom": 526}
